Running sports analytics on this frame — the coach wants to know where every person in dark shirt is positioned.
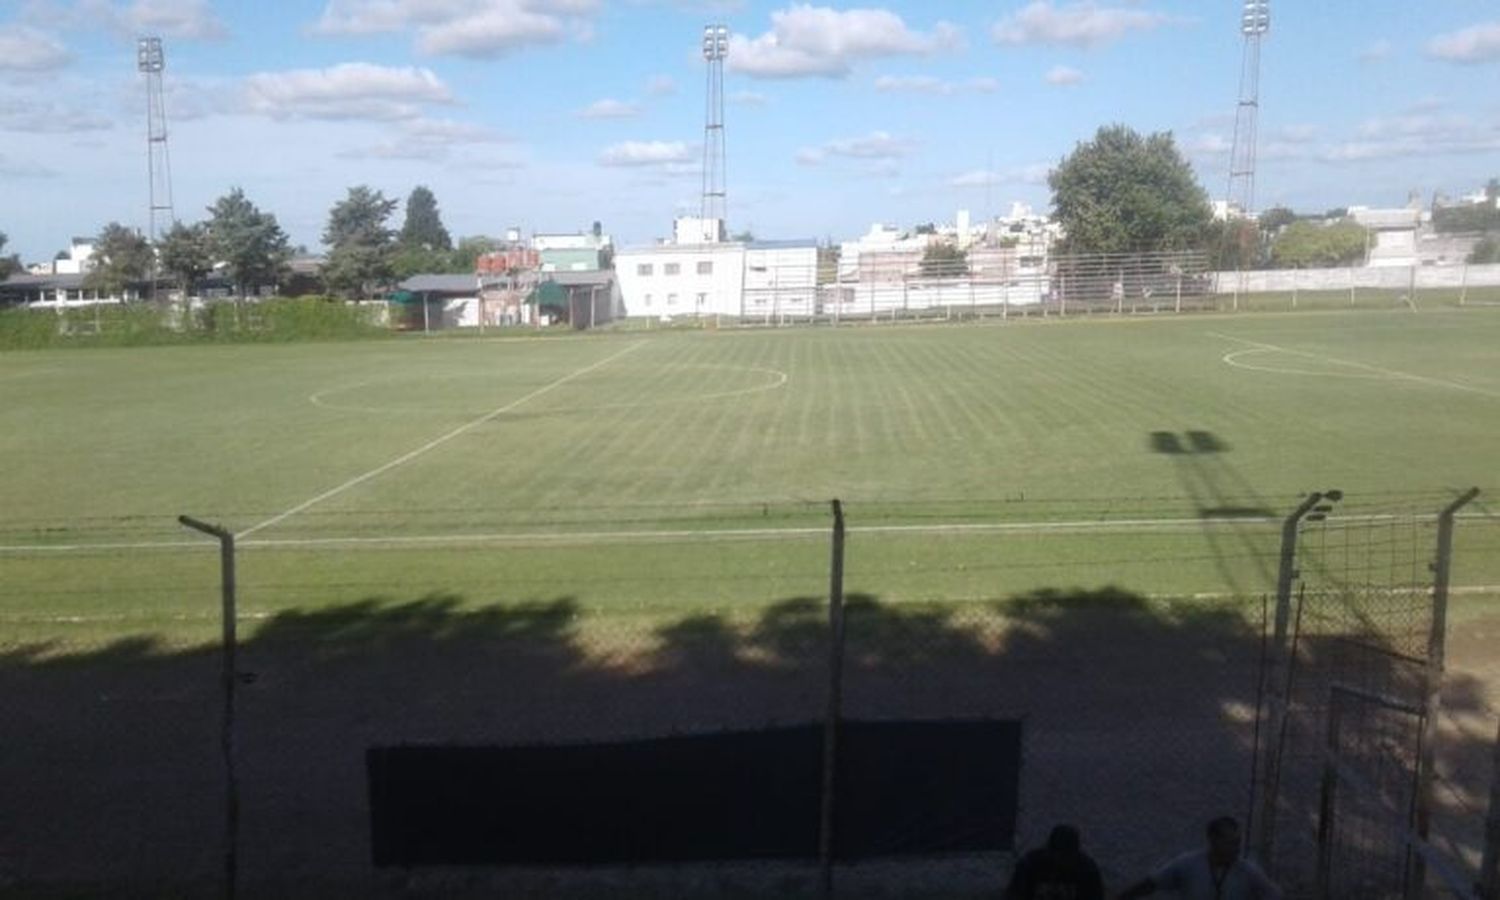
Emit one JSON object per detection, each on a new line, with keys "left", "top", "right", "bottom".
{"left": 1006, "top": 824, "right": 1105, "bottom": 900}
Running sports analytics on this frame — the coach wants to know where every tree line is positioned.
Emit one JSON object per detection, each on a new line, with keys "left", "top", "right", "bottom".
{"left": 14, "top": 185, "right": 499, "bottom": 301}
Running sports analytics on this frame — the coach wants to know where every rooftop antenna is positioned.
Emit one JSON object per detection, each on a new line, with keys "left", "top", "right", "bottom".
{"left": 138, "top": 36, "right": 174, "bottom": 299}
{"left": 700, "top": 24, "right": 728, "bottom": 243}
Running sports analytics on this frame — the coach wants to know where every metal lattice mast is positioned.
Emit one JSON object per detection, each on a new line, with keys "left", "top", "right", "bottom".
{"left": 700, "top": 24, "right": 728, "bottom": 241}
{"left": 1226, "top": 1, "right": 1269, "bottom": 219}
{"left": 138, "top": 37, "right": 175, "bottom": 245}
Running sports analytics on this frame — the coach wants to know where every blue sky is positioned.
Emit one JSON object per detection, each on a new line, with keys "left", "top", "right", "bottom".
{"left": 1, "top": 0, "right": 1497, "bottom": 260}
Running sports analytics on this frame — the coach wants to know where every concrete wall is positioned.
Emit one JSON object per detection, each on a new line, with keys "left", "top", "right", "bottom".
{"left": 743, "top": 246, "right": 817, "bottom": 317}
{"left": 1212, "top": 264, "right": 1500, "bottom": 294}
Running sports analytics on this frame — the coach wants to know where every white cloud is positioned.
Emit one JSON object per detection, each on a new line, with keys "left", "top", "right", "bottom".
{"left": 599, "top": 140, "right": 694, "bottom": 167}
{"left": 728, "top": 5, "right": 962, "bottom": 79}
{"left": 578, "top": 98, "right": 640, "bottom": 119}
{"left": 798, "top": 130, "right": 915, "bottom": 166}
{"left": 312, "top": 0, "right": 598, "bottom": 58}
{"left": 947, "top": 163, "right": 1050, "bottom": 188}
{"left": 1426, "top": 21, "right": 1500, "bottom": 64}
{"left": 645, "top": 74, "right": 677, "bottom": 96}
{"left": 26, "top": 0, "right": 228, "bottom": 41}
{"left": 0, "top": 25, "right": 72, "bottom": 71}
{"left": 0, "top": 153, "right": 58, "bottom": 178}
{"left": 243, "top": 63, "right": 453, "bottom": 121}
{"left": 874, "top": 74, "right": 999, "bottom": 95}
{"left": 729, "top": 90, "right": 768, "bottom": 106}
{"left": 1184, "top": 133, "right": 1231, "bottom": 157}
{"left": 116, "top": 0, "right": 228, "bottom": 40}
{"left": 1357, "top": 39, "right": 1392, "bottom": 63}
{"left": 993, "top": 1, "right": 1169, "bottom": 48}
{"left": 1044, "top": 65, "right": 1084, "bottom": 86}
{"left": 0, "top": 95, "right": 111, "bottom": 133}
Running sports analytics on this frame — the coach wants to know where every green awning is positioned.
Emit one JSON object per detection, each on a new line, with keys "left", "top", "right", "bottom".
{"left": 527, "top": 281, "right": 569, "bottom": 310}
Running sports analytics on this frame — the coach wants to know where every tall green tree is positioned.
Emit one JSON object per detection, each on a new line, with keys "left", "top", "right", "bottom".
{"left": 84, "top": 223, "right": 152, "bottom": 297}
{"left": 399, "top": 185, "right": 452, "bottom": 251}
{"left": 0, "top": 232, "right": 19, "bottom": 280}
{"left": 1049, "top": 125, "right": 1212, "bottom": 254}
{"left": 449, "top": 235, "right": 500, "bottom": 273}
{"left": 206, "top": 188, "right": 291, "bottom": 298}
{"left": 1258, "top": 206, "right": 1297, "bottom": 234}
{"left": 1270, "top": 221, "right": 1369, "bottom": 268}
{"left": 323, "top": 186, "right": 399, "bottom": 299}
{"left": 1469, "top": 236, "right": 1500, "bottom": 265}
{"left": 156, "top": 221, "right": 215, "bottom": 296}
{"left": 919, "top": 242, "right": 967, "bottom": 277}
{"left": 1207, "top": 218, "right": 1261, "bottom": 270}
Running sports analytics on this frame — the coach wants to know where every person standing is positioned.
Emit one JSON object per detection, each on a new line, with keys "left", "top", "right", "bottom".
{"left": 1117, "top": 816, "right": 1281, "bottom": 900}
{"left": 1006, "top": 824, "right": 1105, "bottom": 900}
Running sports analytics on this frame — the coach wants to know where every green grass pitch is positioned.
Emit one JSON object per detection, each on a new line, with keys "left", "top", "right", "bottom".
{"left": 2, "top": 307, "right": 1499, "bottom": 650}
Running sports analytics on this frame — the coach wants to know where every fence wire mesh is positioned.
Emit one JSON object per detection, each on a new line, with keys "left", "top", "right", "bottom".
{"left": 0, "top": 496, "right": 1495, "bottom": 897}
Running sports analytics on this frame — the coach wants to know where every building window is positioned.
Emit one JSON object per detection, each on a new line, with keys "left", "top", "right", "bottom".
{"left": 696, "top": 293, "right": 707, "bottom": 308}
{"left": 644, "top": 293, "right": 652, "bottom": 307}
{"left": 697, "top": 261, "right": 713, "bottom": 275}
{"left": 667, "top": 293, "right": 679, "bottom": 306}
{"left": 637, "top": 263, "right": 654, "bottom": 277}
{"left": 664, "top": 263, "right": 681, "bottom": 276}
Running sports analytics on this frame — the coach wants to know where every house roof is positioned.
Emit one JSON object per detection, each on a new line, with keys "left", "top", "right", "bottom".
{"left": 1, "top": 273, "right": 91, "bottom": 291}
{"left": 397, "top": 274, "right": 480, "bottom": 293}
{"left": 544, "top": 270, "right": 615, "bottom": 288}
{"left": 747, "top": 239, "right": 818, "bottom": 250}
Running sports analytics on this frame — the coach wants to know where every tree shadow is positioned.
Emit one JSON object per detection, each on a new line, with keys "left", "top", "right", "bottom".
{"left": 0, "top": 579, "right": 1492, "bottom": 898}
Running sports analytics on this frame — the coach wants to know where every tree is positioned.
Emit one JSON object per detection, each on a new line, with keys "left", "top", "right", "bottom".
{"left": 914, "top": 223, "right": 937, "bottom": 236}
{"left": 207, "top": 188, "right": 291, "bottom": 298}
{"left": 1258, "top": 206, "right": 1297, "bottom": 234}
{"left": 1270, "top": 220, "right": 1369, "bottom": 268}
{"left": 399, "top": 185, "right": 452, "bottom": 252}
{"left": 730, "top": 229, "right": 755, "bottom": 243}
{"left": 450, "top": 235, "right": 500, "bottom": 273}
{"left": 323, "top": 186, "right": 399, "bottom": 299}
{"left": 919, "top": 242, "right": 967, "bottom": 278}
{"left": 1207, "top": 218, "right": 1261, "bottom": 270}
{"left": 0, "top": 232, "right": 19, "bottom": 280}
{"left": 156, "top": 222, "right": 215, "bottom": 296}
{"left": 1469, "top": 236, "right": 1500, "bottom": 265}
{"left": 84, "top": 223, "right": 152, "bottom": 297}
{"left": 1049, "top": 125, "right": 1211, "bottom": 255}
{"left": 391, "top": 244, "right": 450, "bottom": 281}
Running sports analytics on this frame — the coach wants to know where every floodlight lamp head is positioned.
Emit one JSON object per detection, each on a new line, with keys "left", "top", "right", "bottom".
{"left": 1240, "top": 0, "right": 1269, "bottom": 35}
{"left": 137, "top": 36, "right": 164, "bottom": 72}
{"left": 702, "top": 24, "right": 728, "bottom": 60}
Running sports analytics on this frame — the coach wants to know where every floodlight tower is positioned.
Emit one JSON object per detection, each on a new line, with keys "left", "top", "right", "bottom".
{"left": 138, "top": 36, "right": 175, "bottom": 246}
{"left": 1226, "top": 0, "right": 1269, "bottom": 221}
{"left": 700, "top": 24, "right": 729, "bottom": 243}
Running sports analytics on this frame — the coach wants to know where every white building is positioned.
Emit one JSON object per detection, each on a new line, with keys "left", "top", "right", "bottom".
{"left": 51, "top": 238, "right": 95, "bottom": 275}
{"left": 614, "top": 238, "right": 817, "bottom": 320}
{"left": 1349, "top": 207, "right": 1420, "bottom": 268}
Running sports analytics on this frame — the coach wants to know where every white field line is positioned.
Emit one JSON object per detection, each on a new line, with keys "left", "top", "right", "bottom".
{"left": 7, "top": 585, "right": 1500, "bottom": 626}
{"left": 1, "top": 511, "right": 1493, "bottom": 554}
{"left": 234, "top": 341, "right": 646, "bottom": 541}
{"left": 1210, "top": 331, "right": 1500, "bottom": 399}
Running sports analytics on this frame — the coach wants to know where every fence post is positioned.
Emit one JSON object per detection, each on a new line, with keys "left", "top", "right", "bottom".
{"left": 1254, "top": 491, "right": 1333, "bottom": 869}
{"left": 819, "top": 499, "right": 847, "bottom": 900}
{"left": 178, "top": 515, "right": 239, "bottom": 900}
{"left": 1480, "top": 716, "right": 1500, "bottom": 900}
{"left": 1411, "top": 488, "right": 1481, "bottom": 899}
{"left": 1461, "top": 264, "right": 1470, "bottom": 308}
{"left": 1316, "top": 693, "right": 1344, "bottom": 898}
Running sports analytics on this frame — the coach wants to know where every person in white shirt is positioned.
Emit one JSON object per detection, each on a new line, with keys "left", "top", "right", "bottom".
{"left": 1117, "top": 816, "right": 1282, "bottom": 900}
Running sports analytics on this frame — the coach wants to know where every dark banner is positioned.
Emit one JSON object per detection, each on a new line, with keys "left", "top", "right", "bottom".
{"left": 369, "top": 719, "right": 1020, "bottom": 867}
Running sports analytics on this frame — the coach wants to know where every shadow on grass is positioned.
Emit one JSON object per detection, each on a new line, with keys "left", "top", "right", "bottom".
{"left": 0, "top": 583, "right": 1491, "bottom": 898}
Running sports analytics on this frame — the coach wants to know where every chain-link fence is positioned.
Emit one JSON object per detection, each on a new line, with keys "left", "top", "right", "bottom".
{"left": 2, "top": 494, "right": 1497, "bottom": 897}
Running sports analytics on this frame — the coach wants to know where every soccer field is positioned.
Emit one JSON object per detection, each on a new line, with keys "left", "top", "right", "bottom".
{"left": 3, "top": 307, "right": 1500, "bottom": 639}
{"left": 4, "top": 307, "right": 1500, "bottom": 894}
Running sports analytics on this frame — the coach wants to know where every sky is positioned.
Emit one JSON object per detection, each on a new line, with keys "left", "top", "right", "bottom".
{"left": 1, "top": 0, "right": 1498, "bottom": 261}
